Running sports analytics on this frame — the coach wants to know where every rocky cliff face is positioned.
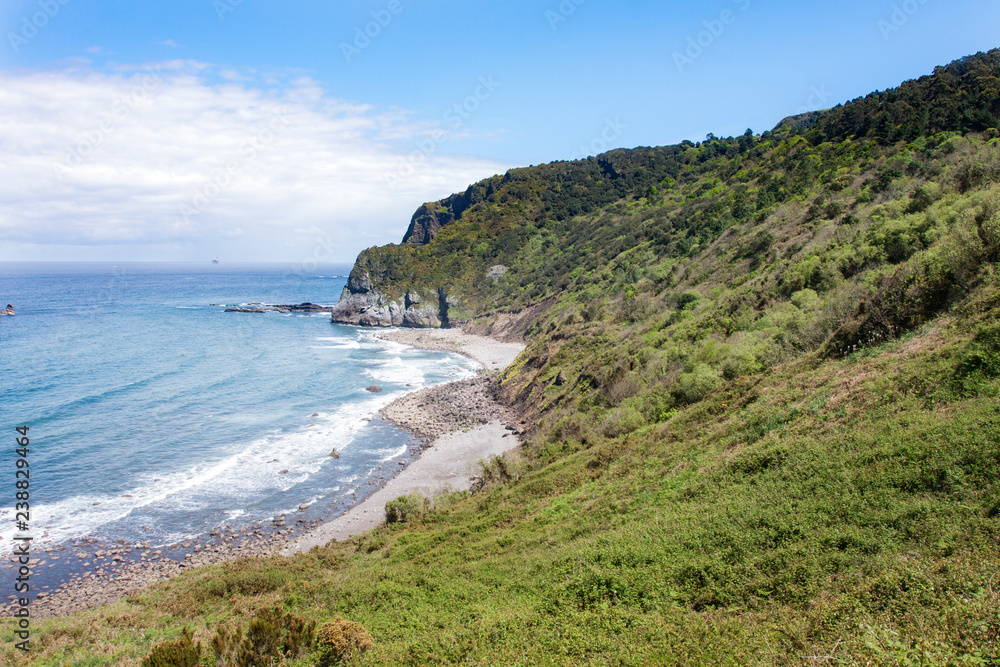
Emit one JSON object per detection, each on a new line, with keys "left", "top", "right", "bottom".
{"left": 401, "top": 203, "right": 454, "bottom": 246}
{"left": 401, "top": 188, "right": 474, "bottom": 246}
{"left": 401, "top": 172, "right": 511, "bottom": 245}
{"left": 329, "top": 270, "right": 454, "bottom": 328}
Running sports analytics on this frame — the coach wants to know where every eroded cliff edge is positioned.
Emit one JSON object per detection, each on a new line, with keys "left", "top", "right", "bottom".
{"left": 329, "top": 250, "right": 458, "bottom": 328}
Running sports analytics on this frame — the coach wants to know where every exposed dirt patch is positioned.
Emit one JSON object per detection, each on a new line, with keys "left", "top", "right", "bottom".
{"left": 462, "top": 298, "right": 557, "bottom": 342}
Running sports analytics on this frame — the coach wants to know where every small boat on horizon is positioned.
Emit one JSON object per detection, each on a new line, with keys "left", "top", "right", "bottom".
{"left": 212, "top": 258, "right": 220, "bottom": 264}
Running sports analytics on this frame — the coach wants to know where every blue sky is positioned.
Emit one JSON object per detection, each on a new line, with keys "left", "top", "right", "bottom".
{"left": 0, "top": 0, "right": 998, "bottom": 263}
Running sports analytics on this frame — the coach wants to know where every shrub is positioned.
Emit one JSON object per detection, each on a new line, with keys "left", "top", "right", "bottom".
{"left": 675, "top": 363, "right": 721, "bottom": 404}
{"left": 791, "top": 288, "right": 820, "bottom": 311}
{"left": 601, "top": 405, "right": 646, "bottom": 437}
{"left": 142, "top": 628, "right": 201, "bottom": 667}
{"left": 988, "top": 499, "right": 1000, "bottom": 519}
{"left": 602, "top": 373, "right": 642, "bottom": 405}
{"left": 316, "top": 618, "right": 375, "bottom": 667}
{"left": 720, "top": 337, "right": 765, "bottom": 380}
{"left": 211, "top": 624, "right": 243, "bottom": 667}
{"left": 977, "top": 208, "right": 1000, "bottom": 261}
{"left": 741, "top": 230, "right": 774, "bottom": 261}
{"left": 210, "top": 607, "right": 315, "bottom": 667}
{"left": 868, "top": 218, "right": 922, "bottom": 263}
{"left": 472, "top": 454, "right": 524, "bottom": 492}
{"left": 824, "top": 201, "right": 844, "bottom": 219}
{"left": 385, "top": 493, "right": 430, "bottom": 524}
{"left": 782, "top": 255, "right": 842, "bottom": 294}
{"left": 906, "top": 183, "right": 940, "bottom": 213}
{"left": 677, "top": 289, "right": 702, "bottom": 310}
{"left": 618, "top": 293, "right": 652, "bottom": 322}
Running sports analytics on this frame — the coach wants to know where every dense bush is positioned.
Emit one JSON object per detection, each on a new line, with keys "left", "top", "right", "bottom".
{"left": 675, "top": 363, "right": 721, "bottom": 404}
{"left": 316, "top": 618, "right": 374, "bottom": 667}
{"left": 600, "top": 404, "right": 645, "bottom": 437}
{"left": 211, "top": 607, "right": 315, "bottom": 667}
{"left": 472, "top": 453, "right": 525, "bottom": 492}
{"left": 808, "top": 50, "right": 1000, "bottom": 144}
{"left": 385, "top": 493, "right": 430, "bottom": 524}
{"left": 142, "top": 628, "right": 200, "bottom": 667}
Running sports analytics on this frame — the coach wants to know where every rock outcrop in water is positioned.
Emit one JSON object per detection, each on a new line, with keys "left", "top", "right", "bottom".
{"left": 221, "top": 302, "right": 333, "bottom": 314}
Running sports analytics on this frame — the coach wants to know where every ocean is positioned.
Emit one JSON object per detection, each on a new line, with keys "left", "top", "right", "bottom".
{"left": 0, "top": 262, "right": 477, "bottom": 553}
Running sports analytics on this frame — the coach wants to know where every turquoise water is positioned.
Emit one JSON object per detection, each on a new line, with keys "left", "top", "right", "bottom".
{"left": 0, "top": 262, "right": 477, "bottom": 549}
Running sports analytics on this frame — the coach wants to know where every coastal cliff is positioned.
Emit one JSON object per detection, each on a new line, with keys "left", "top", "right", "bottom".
{"left": 401, "top": 178, "right": 500, "bottom": 246}
{"left": 330, "top": 170, "right": 518, "bottom": 328}
{"left": 330, "top": 253, "right": 456, "bottom": 327}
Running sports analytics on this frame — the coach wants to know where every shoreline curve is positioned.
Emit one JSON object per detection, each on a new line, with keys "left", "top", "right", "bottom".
{"left": 283, "top": 327, "right": 526, "bottom": 554}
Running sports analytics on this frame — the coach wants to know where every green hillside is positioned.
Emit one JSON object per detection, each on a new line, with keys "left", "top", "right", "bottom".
{"left": 5, "top": 51, "right": 1000, "bottom": 666}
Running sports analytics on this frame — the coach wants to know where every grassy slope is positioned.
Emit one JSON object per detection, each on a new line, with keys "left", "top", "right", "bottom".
{"left": 7, "top": 301, "right": 998, "bottom": 665}
{"left": 5, "top": 55, "right": 1000, "bottom": 666}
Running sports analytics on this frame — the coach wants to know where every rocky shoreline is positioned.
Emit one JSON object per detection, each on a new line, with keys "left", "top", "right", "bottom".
{"left": 1, "top": 430, "right": 427, "bottom": 619}
{"left": 4, "top": 524, "right": 295, "bottom": 618}
{"left": 379, "top": 376, "right": 514, "bottom": 439}
{"left": 2, "top": 327, "right": 525, "bottom": 619}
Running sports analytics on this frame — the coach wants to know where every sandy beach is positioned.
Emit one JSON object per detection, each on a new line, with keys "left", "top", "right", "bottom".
{"left": 283, "top": 420, "right": 518, "bottom": 551}
{"left": 376, "top": 327, "right": 526, "bottom": 372}
{"left": 284, "top": 328, "right": 525, "bottom": 554}
{"left": 7, "top": 327, "right": 525, "bottom": 618}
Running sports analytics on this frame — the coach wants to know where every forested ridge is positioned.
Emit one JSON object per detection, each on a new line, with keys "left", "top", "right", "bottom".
{"left": 391, "top": 48, "right": 1000, "bottom": 268}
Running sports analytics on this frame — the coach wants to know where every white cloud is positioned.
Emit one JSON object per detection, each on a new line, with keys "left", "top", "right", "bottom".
{"left": 0, "top": 61, "right": 508, "bottom": 261}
